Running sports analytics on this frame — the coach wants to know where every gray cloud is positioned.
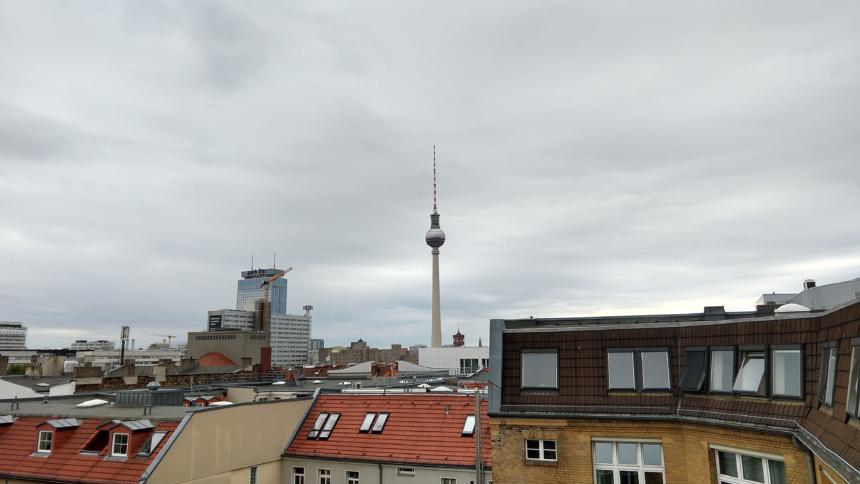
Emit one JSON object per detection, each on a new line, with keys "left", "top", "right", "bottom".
{"left": 0, "top": 1, "right": 858, "bottom": 349}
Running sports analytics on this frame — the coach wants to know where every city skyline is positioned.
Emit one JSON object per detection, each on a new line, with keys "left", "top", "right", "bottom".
{"left": 1, "top": 2, "right": 860, "bottom": 349}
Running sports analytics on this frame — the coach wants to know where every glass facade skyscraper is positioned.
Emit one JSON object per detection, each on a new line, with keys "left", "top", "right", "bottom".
{"left": 236, "top": 268, "right": 288, "bottom": 315}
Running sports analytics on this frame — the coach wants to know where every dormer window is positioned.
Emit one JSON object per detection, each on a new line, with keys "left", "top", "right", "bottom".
{"left": 37, "top": 430, "right": 53, "bottom": 453}
{"left": 112, "top": 433, "right": 129, "bottom": 457}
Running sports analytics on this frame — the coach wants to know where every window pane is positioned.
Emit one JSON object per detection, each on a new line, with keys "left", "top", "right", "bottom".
{"left": 847, "top": 348, "right": 860, "bottom": 416}
{"left": 680, "top": 349, "right": 707, "bottom": 391}
{"left": 544, "top": 449, "right": 557, "bottom": 460}
{"left": 734, "top": 351, "right": 766, "bottom": 394}
{"left": 741, "top": 455, "right": 765, "bottom": 483}
{"left": 824, "top": 349, "right": 837, "bottom": 405}
{"left": 619, "top": 471, "right": 640, "bottom": 484}
{"left": 608, "top": 352, "right": 636, "bottom": 389}
{"left": 710, "top": 351, "right": 734, "bottom": 392}
{"left": 642, "top": 443, "right": 662, "bottom": 466}
{"left": 768, "top": 460, "right": 787, "bottom": 484}
{"left": 527, "top": 448, "right": 540, "bottom": 459}
{"left": 717, "top": 451, "right": 738, "bottom": 477}
{"left": 644, "top": 472, "right": 663, "bottom": 484}
{"left": 771, "top": 349, "right": 802, "bottom": 397}
{"left": 521, "top": 351, "right": 558, "bottom": 389}
{"left": 641, "top": 351, "right": 670, "bottom": 389}
{"left": 596, "top": 469, "right": 614, "bottom": 484}
{"left": 595, "top": 442, "right": 614, "bottom": 464}
{"left": 617, "top": 442, "right": 638, "bottom": 465}
{"left": 543, "top": 440, "right": 556, "bottom": 450}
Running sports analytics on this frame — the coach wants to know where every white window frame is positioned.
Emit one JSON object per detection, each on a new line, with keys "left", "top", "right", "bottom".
{"left": 396, "top": 467, "right": 415, "bottom": 476}
{"left": 37, "top": 430, "right": 53, "bottom": 453}
{"left": 111, "top": 432, "right": 129, "bottom": 457}
{"left": 293, "top": 466, "right": 305, "bottom": 484}
{"left": 847, "top": 344, "right": 860, "bottom": 417}
{"left": 317, "top": 468, "right": 332, "bottom": 484}
{"left": 525, "top": 439, "right": 557, "bottom": 462}
{"left": 441, "top": 478, "right": 457, "bottom": 484}
{"left": 592, "top": 440, "right": 665, "bottom": 484}
{"left": 346, "top": 470, "right": 360, "bottom": 484}
{"left": 712, "top": 446, "right": 786, "bottom": 484}
{"left": 819, "top": 344, "right": 838, "bottom": 406}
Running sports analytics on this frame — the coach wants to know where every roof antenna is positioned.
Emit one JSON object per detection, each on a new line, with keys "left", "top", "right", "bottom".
{"left": 432, "top": 144, "right": 438, "bottom": 213}
{"left": 251, "top": 254, "right": 254, "bottom": 270}
{"left": 273, "top": 251, "right": 276, "bottom": 269}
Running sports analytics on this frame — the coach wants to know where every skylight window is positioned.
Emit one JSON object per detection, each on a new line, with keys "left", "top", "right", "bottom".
{"left": 308, "top": 413, "right": 329, "bottom": 439}
{"left": 733, "top": 350, "right": 766, "bottom": 395}
{"left": 137, "top": 431, "right": 167, "bottom": 456}
{"left": 360, "top": 413, "right": 376, "bottom": 433}
{"left": 371, "top": 413, "right": 388, "bottom": 433}
{"left": 318, "top": 414, "right": 340, "bottom": 439}
{"left": 462, "top": 415, "right": 476, "bottom": 436}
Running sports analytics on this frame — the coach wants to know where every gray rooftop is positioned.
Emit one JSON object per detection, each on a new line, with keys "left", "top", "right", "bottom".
{"left": 1, "top": 395, "right": 188, "bottom": 420}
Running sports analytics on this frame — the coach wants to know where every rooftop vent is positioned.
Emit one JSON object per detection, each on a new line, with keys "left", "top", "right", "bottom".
{"left": 775, "top": 303, "right": 810, "bottom": 314}
{"left": 804, "top": 279, "right": 816, "bottom": 290}
{"left": 115, "top": 389, "right": 184, "bottom": 407}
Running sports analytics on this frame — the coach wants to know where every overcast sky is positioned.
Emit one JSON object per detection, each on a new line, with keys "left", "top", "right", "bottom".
{"left": 1, "top": 2, "right": 859, "bottom": 349}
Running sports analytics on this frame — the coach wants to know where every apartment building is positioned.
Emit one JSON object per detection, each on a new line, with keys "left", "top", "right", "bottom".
{"left": 284, "top": 392, "right": 492, "bottom": 484}
{"left": 488, "top": 293, "right": 860, "bottom": 483}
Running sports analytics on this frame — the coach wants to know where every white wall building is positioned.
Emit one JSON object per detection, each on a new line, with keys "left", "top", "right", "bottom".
{"left": 69, "top": 339, "right": 115, "bottom": 351}
{"left": 0, "top": 322, "right": 27, "bottom": 350}
{"left": 207, "top": 309, "right": 256, "bottom": 331}
{"left": 419, "top": 346, "right": 490, "bottom": 375}
{"left": 270, "top": 313, "right": 311, "bottom": 368}
{"left": 75, "top": 348, "right": 183, "bottom": 370}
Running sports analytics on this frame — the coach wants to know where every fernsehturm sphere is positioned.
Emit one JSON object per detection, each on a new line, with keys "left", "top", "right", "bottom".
{"left": 425, "top": 147, "right": 445, "bottom": 348}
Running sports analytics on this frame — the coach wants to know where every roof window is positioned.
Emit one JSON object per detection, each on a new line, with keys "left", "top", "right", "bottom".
{"left": 308, "top": 413, "right": 340, "bottom": 440}
{"left": 137, "top": 431, "right": 167, "bottom": 456}
{"left": 680, "top": 348, "right": 707, "bottom": 392}
{"left": 358, "top": 413, "right": 389, "bottom": 433}
{"left": 462, "top": 415, "right": 476, "bottom": 436}
{"left": 359, "top": 413, "right": 376, "bottom": 432}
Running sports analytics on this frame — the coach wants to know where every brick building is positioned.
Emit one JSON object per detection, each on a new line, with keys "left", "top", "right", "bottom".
{"left": 489, "top": 291, "right": 860, "bottom": 483}
{"left": 318, "top": 339, "right": 418, "bottom": 365}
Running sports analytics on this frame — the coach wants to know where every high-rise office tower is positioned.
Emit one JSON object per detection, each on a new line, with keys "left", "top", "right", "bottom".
{"left": 425, "top": 147, "right": 446, "bottom": 348}
{"left": 236, "top": 268, "right": 288, "bottom": 315}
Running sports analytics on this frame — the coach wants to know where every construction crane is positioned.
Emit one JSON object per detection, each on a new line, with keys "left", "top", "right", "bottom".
{"left": 260, "top": 267, "right": 292, "bottom": 331}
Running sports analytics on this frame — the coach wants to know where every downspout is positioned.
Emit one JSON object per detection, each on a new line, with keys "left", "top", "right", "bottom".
{"left": 792, "top": 435, "right": 817, "bottom": 484}
{"left": 378, "top": 463, "right": 383, "bottom": 484}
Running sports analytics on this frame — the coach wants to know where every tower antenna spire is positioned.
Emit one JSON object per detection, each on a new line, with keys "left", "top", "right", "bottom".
{"left": 433, "top": 144, "right": 437, "bottom": 213}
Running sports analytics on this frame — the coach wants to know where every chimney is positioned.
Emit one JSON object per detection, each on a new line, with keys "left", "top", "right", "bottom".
{"left": 180, "top": 358, "right": 196, "bottom": 371}
{"left": 123, "top": 359, "right": 136, "bottom": 377}
{"left": 260, "top": 347, "right": 272, "bottom": 373}
{"left": 241, "top": 357, "right": 252, "bottom": 370}
{"left": 803, "top": 279, "right": 816, "bottom": 290}
{"left": 704, "top": 306, "right": 726, "bottom": 320}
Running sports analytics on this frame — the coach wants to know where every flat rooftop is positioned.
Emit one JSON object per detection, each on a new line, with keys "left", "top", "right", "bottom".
{"left": 0, "top": 394, "right": 189, "bottom": 420}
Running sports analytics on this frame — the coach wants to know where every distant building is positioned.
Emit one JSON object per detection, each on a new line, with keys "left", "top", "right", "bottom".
{"left": 270, "top": 313, "right": 312, "bottom": 368}
{"left": 419, "top": 346, "right": 490, "bottom": 375}
{"left": 0, "top": 322, "right": 27, "bottom": 350}
{"left": 236, "top": 267, "right": 288, "bottom": 315}
{"left": 186, "top": 330, "right": 269, "bottom": 367}
{"left": 208, "top": 309, "right": 256, "bottom": 331}
{"left": 308, "top": 338, "right": 324, "bottom": 365}
{"left": 318, "top": 339, "right": 417, "bottom": 365}
{"left": 69, "top": 339, "right": 115, "bottom": 351}
{"left": 76, "top": 348, "right": 183, "bottom": 370}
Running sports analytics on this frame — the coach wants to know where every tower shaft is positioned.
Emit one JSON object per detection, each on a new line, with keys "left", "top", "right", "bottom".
{"left": 431, "top": 248, "right": 442, "bottom": 347}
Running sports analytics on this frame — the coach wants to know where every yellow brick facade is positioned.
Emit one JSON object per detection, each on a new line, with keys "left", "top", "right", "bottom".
{"left": 490, "top": 417, "right": 814, "bottom": 484}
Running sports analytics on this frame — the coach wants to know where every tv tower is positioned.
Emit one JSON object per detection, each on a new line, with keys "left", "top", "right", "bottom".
{"left": 425, "top": 145, "right": 446, "bottom": 348}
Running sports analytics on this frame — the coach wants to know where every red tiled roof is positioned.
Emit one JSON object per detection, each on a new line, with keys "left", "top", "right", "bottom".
{"left": 0, "top": 417, "right": 178, "bottom": 484}
{"left": 198, "top": 352, "right": 237, "bottom": 367}
{"left": 286, "top": 393, "right": 491, "bottom": 468}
